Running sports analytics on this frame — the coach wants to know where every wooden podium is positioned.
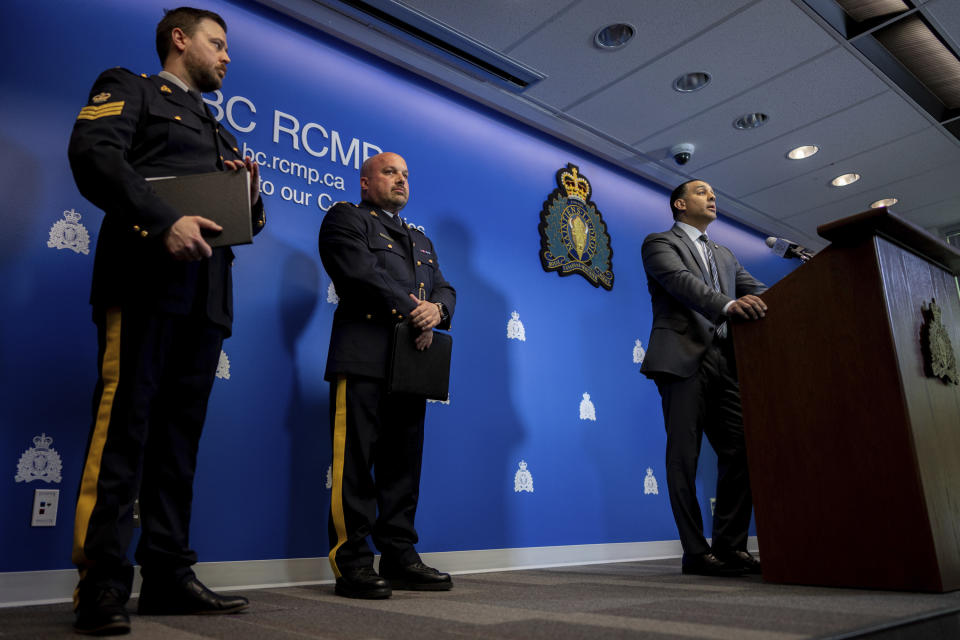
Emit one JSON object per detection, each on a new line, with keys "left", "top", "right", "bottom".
{"left": 733, "top": 208, "right": 960, "bottom": 592}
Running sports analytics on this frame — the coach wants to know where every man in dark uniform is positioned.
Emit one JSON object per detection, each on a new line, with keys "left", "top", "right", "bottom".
{"left": 67, "top": 7, "right": 265, "bottom": 635}
{"left": 318, "top": 152, "right": 456, "bottom": 599}
{"left": 640, "top": 179, "right": 766, "bottom": 577}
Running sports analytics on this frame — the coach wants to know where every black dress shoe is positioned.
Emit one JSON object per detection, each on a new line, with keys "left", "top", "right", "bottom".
{"left": 137, "top": 576, "right": 249, "bottom": 615}
{"left": 715, "top": 549, "right": 762, "bottom": 575}
{"left": 379, "top": 560, "right": 453, "bottom": 591}
{"left": 335, "top": 566, "right": 392, "bottom": 599}
{"left": 74, "top": 586, "right": 131, "bottom": 635}
{"left": 681, "top": 552, "right": 744, "bottom": 577}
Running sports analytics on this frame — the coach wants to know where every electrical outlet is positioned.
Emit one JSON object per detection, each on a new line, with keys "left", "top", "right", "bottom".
{"left": 31, "top": 489, "right": 59, "bottom": 527}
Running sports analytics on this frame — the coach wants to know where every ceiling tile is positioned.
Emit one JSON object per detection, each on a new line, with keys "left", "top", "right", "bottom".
{"left": 507, "top": 0, "right": 755, "bottom": 107}
{"left": 565, "top": 0, "right": 838, "bottom": 141}
{"left": 744, "top": 127, "right": 960, "bottom": 221}
{"left": 697, "top": 91, "right": 930, "bottom": 197}
{"left": 636, "top": 47, "right": 891, "bottom": 171}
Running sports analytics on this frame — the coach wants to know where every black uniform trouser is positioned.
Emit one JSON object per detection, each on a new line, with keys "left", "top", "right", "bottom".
{"left": 328, "top": 376, "right": 426, "bottom": 576}
{"left": 654, "top": 339, "right": 752, "bottom": 556}
{"left": 73, "top": 305, "right": 224, "bottom": 600}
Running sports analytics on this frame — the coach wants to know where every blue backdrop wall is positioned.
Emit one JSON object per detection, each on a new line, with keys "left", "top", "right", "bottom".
{"left": 0, "top": 0, "right": 797, "bottom": 573}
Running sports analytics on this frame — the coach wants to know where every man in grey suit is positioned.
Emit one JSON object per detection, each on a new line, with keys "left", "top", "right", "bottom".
{"left": 640, "top": 179, "right": 768, "bottom": 577}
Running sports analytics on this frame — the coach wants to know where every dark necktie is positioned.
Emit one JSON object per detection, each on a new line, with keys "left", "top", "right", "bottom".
{"left": 699, "top": 234, "right": 727, "bottom": 338}
{"left": 386, "top": 213, "right": 407, "bottom": 237}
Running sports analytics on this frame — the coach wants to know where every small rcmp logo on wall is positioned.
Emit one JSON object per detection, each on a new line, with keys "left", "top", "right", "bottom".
{"left": 47, "top": 209, "right": 90, "bottom": 255}
{"left": 15, "top": 433, "right": 63, "bottom": 483}
{"left": 538, "top": 163, "right": 614, "bottom": 290}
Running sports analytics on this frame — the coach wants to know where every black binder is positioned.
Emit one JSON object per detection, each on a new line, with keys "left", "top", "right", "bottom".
{"left": 146, "top": 169, "right": 252, "bottom": 247}
{"left": 386, "top": 322, "right": 452, "bottom": 401}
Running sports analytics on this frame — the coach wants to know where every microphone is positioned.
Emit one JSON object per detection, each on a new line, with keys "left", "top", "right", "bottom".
{"left": 765, "top": 237, "right": 814, "bottom": 262}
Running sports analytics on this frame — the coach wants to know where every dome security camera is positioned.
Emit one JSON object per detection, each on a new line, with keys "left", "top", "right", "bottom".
{"left": 670, "top": 143, "right": 695, "bottom": 165}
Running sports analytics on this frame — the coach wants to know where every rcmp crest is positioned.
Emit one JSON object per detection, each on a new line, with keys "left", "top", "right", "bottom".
{"left": 327, "top": 282, "right": 340, "bottom": 304}
{"left": 643, "top": 467, "right": 659, "bottom": 495}
{"left": 216, "top": 350, "right": 231, "bottom": 380}
{"left": 579, "top": 392, "right": 596, "bottom": 421}
{"left": 15, "top": 433, "right": 63, "bottom": 483}
{"left": 514, "top": 460, "right": 534, "bottom": 493}
{"left": 921, "top": 299, "right": 959, "bottom": 385}
{"left": 91, "top": 92, "right": 111, "bottom": 104}
{"left": 47, "top": 209, "right": 90, "bottom": 255}
{"left": 538, "top": 164, "right": 614, "bottom": 290}
{"left": 507, "top": 311, "right": 526, "bottom": 341}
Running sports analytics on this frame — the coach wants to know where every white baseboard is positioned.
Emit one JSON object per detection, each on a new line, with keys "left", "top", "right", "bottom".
{"left": 0, "top": 537, "right": 758, "bottom": 608}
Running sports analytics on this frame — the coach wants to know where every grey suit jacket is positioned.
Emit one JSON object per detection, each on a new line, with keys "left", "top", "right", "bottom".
{"left": 639, "top": 224, "right": 766, "bottom": 379}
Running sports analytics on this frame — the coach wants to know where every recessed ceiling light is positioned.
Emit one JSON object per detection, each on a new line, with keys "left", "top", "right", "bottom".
{"left": 594, "top": 24, "right": 634, "bottom": 50}
{"left": 871, "top": 197, "right": 898, "bottom": 208}
{"left": 831, "top": 173, "right": 861, "bottom": 187}
{"left": 673, "top": 72, "right": 711, "bottom": 92}
{"left": 733, "top": 112, "right": 769, "bottom": 130}
{"left": 787, "top": 145, "right": 819, "bottom": 159}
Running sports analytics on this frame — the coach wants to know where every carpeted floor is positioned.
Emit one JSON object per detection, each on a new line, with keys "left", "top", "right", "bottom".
{"left": 4, "top": 558, "right": 960, "bottom": 639}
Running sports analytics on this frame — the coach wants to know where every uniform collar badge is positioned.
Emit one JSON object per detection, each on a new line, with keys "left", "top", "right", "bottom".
{"left": 91, "top": 92, "right": 111, "bottom": 104}
{"left": 160, "top": 84, "right": 173, "bottom": 94}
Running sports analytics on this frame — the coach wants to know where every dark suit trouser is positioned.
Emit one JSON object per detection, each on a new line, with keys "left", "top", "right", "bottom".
{"left": 654, "top": 340, "right": 752, "bottom": 556}
{"left": 328, "top": 376, "right": 426, "bottom": 576}
{"left": 73, "top": 306, "right": 224, "bottom": 598}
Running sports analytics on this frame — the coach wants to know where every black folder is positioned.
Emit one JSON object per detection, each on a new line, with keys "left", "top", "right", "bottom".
{"left": 386, "top": 322, "right": 452, "bottom": 401}
{"left": 146, "top": 170, "right": 252, "bottom": 247}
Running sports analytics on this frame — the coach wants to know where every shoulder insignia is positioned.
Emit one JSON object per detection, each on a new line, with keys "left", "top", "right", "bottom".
{"left": 91, "top": 92, "right": 111, "bottom": 104}
{"left": 160, "top": 84, "right": 172, "bottom": 94}
{"left": 140, "top": 73, "right": 148, "bottom": 78}
{"left": 77, "top": 101, "right": 125, "bottom": 121}
{"left": 368, "top": 209, "right": 378, "bottom": 216}
{"left": 538, "top": 163, "right": 614, "bottom": 290}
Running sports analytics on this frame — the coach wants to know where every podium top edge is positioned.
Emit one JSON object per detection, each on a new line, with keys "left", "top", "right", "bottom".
{"left": 817, "top": 208, "right": 960, "bottom": 275}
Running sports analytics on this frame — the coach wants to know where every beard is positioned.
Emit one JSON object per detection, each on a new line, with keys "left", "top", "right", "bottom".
{"left": 184, "top": 53, "right": 222, "bottom": 92}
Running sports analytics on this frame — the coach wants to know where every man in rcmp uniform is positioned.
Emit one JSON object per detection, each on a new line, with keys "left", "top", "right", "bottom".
{"left": 640, "top": 179, "right": 766, "bottom": 578}
{"left": 318, "top": 152, "right": 456, "bottom": 599}
{"left": 67, "top": 7, "right": 264, "bottom": 635}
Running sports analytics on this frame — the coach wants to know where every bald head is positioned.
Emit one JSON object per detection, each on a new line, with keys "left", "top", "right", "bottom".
{"left": 361, "top": 152, "right": 409, "bottom": 212}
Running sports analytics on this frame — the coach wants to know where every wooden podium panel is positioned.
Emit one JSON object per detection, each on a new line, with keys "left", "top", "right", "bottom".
{"left": 733, "top": 209, "right": 960, "bottom": 592}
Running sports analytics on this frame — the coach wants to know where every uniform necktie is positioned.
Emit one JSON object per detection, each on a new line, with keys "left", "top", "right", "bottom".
{"left": 699, "top": 234, "right": 727, "bottom": 338}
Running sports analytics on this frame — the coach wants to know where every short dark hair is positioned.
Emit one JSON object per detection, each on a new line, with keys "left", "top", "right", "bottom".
{"left": 669, "top": 179, "right": 700, "bottom": 220}
{"left": 156, "top": 7, "right": 227, "bottom": 64}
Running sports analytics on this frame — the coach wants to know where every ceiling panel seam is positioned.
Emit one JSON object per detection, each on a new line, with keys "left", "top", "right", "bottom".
{"left": 501, "top": 0, "right": 581, "bottom": 55}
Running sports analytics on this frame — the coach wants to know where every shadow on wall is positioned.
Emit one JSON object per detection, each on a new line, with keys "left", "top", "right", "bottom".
{"left": 278, "top": 249, "right": 327, "bottom": 556}
{"left": 415, "top": 217, "right": 526, "bottom": 552}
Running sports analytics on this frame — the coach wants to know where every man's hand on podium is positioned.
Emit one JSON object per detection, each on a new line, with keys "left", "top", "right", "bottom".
{"left": 727, "top": 294, "right": 767, "bottom": 320}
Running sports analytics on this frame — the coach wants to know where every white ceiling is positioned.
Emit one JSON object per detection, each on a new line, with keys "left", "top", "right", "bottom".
{"left": 257, "top": 0, "right": 960, "bottom": 249}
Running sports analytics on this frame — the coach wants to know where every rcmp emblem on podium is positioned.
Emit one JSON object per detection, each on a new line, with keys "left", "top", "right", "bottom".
{"left": 538, "top": 163, "right": 614, "bottom": 290}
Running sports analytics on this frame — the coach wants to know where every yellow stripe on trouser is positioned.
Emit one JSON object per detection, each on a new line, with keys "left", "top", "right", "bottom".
{"left": 328, "top": 376, "right": 349, "bottom": 578}
{"left": 72, "top": 308, "right": 122, "bottom": 583}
